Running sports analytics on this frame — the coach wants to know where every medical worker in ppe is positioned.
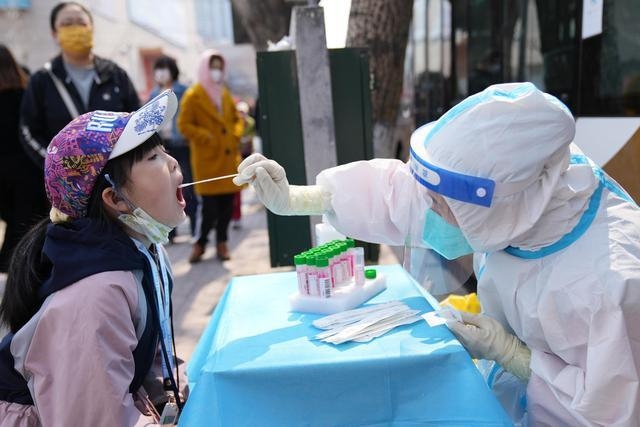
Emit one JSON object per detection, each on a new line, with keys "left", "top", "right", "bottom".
{"left": 234, "top": 82, "right": 640, "bottom": 426}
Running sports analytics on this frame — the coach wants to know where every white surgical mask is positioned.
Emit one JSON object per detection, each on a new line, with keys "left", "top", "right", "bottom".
{"left": 118, "top": 207, "right": 173, "bottom": 245}
{"left": 104, "top": 173, "right": 174, "bottom": 245}
{"left": 210, "top": 69, "right": 223, "bottom": 83}
{"left": 154, "top": 68, "right": 171, "bottom": 85}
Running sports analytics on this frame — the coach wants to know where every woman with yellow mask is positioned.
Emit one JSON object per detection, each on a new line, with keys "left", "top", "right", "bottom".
{"left": 20, "top": 2, "right": 140, "bottom": 173}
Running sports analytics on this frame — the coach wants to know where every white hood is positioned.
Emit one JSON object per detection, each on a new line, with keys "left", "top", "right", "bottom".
{"left": 414, "top": 82, "right": 598, "bottom": 252}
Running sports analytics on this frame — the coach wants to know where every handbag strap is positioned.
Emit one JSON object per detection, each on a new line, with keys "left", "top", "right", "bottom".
{"left": 44, "top": 61, "right": 80, "bottom": 119}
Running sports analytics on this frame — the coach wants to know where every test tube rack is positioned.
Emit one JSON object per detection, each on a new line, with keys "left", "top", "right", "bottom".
{"left": 289, "top": 274, "right": 387, "bottom": 314}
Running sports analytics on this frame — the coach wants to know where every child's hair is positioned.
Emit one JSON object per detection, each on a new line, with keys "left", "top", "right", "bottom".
{"left": 0, "top": 134, "right": 163, "bottom": 333}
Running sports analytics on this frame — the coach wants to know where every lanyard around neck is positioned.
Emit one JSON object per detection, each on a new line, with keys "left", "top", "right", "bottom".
{"left": 133, "top": 240, "right": 175, "bottom": 378}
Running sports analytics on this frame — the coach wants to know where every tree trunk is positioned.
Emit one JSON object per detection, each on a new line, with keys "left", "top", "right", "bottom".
{"left": 347, "top": 0, "right": 413, "bottom": 158}
{"left": 231, "top": 0, "right": 293, "bottom": 51}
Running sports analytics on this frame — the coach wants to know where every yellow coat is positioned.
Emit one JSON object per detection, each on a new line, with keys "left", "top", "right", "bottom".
{"left": 177, "top": 83, "right": 243, "bottom": 195}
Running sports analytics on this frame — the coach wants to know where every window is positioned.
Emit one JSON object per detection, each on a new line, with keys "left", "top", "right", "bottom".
{"left": 194, "top": 0, "right": 234, "bottom": 44}
{"left": 411, "top": 0, "right": 640, "bottom": 123}
{"left": 579, "top": 0, "right": 640, "bottom": 116}
{"left": 127, "top": 0, "right": 189, "bottom": 47}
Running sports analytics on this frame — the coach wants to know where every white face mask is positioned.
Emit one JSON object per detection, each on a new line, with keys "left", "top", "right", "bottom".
{"left": 154, "top": 68, "right": 171, "bottom": 85}
{"left": 104, "top": 174, "right": 173, "bottom": 245}
{"left": 118, "top": 207, "right": 173, "bottom": 245}
{"left": 210, "top": 69, "right": 223, "bottom": 83}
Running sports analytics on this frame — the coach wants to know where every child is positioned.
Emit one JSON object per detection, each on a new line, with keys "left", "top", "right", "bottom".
{"left": 0, "top": 90, "right": 186, "bottom": 426}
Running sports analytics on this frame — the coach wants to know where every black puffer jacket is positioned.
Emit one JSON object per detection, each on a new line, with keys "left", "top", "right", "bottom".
{"left": 19, "top": 54, "right": 140, "bottom": 168}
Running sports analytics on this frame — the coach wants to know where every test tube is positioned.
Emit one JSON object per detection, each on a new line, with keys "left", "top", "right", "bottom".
{"left": 328, "top": 245, "right": 342, "bottom": 287}
{"left": 294, "top": 254, "right": 308, "bottom": 295}
{"left": 354, "top": 246, "right": 365, "bottom": 286}
{"left": 306, "top": 254, "right": 319, "bottom": 296}
{"left": 338, "top": 241, "right": 350, "bottom": 282}
{"left": 345, "top": 238, "right": 356, "bottom": 278}
{"left": 316, "top": 254, "right": 332, "bottom": 298}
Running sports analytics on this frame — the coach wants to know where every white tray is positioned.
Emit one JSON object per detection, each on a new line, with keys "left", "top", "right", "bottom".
{"left": 289, "top": 274, "right": 387, "bottom": 314}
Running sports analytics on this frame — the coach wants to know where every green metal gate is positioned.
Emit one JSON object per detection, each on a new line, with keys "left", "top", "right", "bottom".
{"left": 257, "top": 48, "right": 377, "bottom": 267}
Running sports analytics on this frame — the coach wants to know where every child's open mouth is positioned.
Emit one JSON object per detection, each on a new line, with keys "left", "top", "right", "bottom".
{"left": 176, "top": 187, "right": 186, "bottom": 208}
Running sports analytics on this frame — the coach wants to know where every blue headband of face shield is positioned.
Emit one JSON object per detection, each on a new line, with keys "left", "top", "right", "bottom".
{"left": 410, "top": 147, "right": 496, "bottom": 207}
{"left": 409, "top": 83, "right": 558, "bottom": 207}
{"left": 409, "top": 133, "right": 537, "bottom": 208}
{"left": 409, "top": 121, "right": 498, "bottom": 207}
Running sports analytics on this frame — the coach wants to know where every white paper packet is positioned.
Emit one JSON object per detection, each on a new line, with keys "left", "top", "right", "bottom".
{"left": 421, "top": 307, "right": 463, "bottom": 327}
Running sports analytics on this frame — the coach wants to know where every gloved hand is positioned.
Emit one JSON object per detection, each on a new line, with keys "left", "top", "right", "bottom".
{"left": 234, "top": 153, "right": 290, "bottom": 214}
{"left": 447, "top": 311, "right": 531, "bottom": 380}
{"left": 234, "top": 153, "right": 331, "bottom": 216}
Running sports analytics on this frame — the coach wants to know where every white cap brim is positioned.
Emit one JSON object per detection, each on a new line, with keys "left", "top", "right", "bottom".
{"left": 109, "top": 89, "right": 178, "bottom": 159}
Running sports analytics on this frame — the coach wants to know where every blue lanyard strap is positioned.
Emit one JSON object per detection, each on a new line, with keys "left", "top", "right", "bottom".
{"left": 505, "top": 155, "right": 635, "bottom": 259}
{"left": 133, "top": 240, "right": 175, "bottom": 378}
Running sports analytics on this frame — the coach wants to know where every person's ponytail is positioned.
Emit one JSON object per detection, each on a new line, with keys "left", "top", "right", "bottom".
{"left": 0, "top": 218, "right": 52, "bottom": 333}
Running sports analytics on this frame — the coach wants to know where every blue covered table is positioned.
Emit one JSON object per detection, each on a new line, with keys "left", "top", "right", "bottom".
{"left": 180, "top": 264, "right": 513, "bottom": 426}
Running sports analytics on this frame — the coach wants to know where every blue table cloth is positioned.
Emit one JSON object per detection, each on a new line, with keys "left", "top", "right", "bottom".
{"left": 181, "top": 264, "right": 513, "bottom": 426}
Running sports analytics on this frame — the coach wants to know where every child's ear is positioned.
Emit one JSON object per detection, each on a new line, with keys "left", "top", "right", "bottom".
{"left": 102, "top": 187, "right": 129, "bottom": 213}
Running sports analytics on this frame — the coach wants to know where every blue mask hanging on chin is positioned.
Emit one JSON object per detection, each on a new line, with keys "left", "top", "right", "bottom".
{"left": 422, "top": 209, "right": 474, "bottom": 260}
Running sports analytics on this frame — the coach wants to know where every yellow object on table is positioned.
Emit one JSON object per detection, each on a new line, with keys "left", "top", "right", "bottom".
{"left": 440, "top": 292, "right": 481, "bottom": 314}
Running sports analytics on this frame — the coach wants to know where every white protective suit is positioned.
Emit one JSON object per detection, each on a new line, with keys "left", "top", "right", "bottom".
{"left": 236, "top": 83, "right": 640, "bottom": 425}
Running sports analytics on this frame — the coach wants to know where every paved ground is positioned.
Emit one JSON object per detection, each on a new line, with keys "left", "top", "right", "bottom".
{"left": 0, "top": 187, "right": 401, "bottom": 360}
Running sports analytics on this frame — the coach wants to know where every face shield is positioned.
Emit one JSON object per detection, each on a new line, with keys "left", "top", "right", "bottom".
{"left": 402, "top": 83, "right": 577, "bottom": 296}
{"left": 401, "top": 202, "right": 475, "bottom": 300}
{"left": 403, "top": 89, "right": 536, "bottom": 296}
{"left": 409, "top": 123, "right": 537, "bottom": 209}
{"left": 412, "top": 83, "right": 579, "bottom": 255}
{"left": 403, "top": 119, "right": 532, "bottom": 297}
{"left": 403, "top": 246, "right": 475, "bottom": 300}
{"left": 390, "top": 134, "right": 474, "bottom": 298}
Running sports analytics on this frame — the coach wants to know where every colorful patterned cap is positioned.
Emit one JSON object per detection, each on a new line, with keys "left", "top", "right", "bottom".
{"left": 45, "top": 89, "right": 178, "bottom": 219}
